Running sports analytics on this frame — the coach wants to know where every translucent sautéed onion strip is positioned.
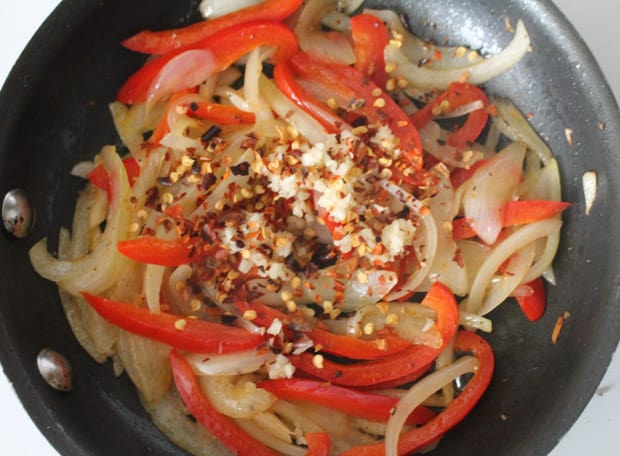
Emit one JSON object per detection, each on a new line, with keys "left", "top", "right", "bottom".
{"left": 30, "top": 146, "right": 132, "bottom": 295}
{"left": 385, "top": 355, "right": 480, "bottom": 456}
{"left": 385, "top": 20, "right": 530, "bottom": 90}
{"left": 463, "top": 218, "right": 563, "bottom": 315}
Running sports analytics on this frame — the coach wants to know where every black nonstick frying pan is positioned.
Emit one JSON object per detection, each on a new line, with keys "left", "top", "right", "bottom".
{"left": 0, "top": 0, "right": 619, "bottom": 455}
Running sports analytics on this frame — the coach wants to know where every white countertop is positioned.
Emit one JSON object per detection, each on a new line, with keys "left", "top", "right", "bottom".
{"left": 0, "top": 1, "right": 617, "bottom": 455}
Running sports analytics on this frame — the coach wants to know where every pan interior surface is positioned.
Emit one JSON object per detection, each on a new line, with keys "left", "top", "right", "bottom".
{"left": 0, "top": 1, "right": 618, "bottom": 455}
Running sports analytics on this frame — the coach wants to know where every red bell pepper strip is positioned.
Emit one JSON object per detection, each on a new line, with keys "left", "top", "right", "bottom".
{"left": 504, "top": 200, "right": 571, "bottom": 225}
{"left": 169, "top": 350, "right": 280, "bottom": 456}
{"left": 122, "top": 0, "right": 302, "bottom": 55}
{"left": 118, "top": 21, "right": 299, "bottom": 105}
{"left": 273, "top": 61, "right": 344, "bottom": 134}
{"left": 339, "top": 330, "right": 495, "bottom": 456}
{"left": 81, "top": 293, "right": 265, "bottom": 354}
{"left": 515, "top": 277, "right": 546, "bottom": 321}
{"left": 234, "top": 301, "right": 411, "bottom": 360}
{"left": 452, "top": 200, "right": 570, "bottom": 241}
{"left": 288, "top": 52, "right": 423, "bottom": 170}
{"left": 290, "top": 282, "right": 458, "bottom": 386}
{"left": 304, "top": 432, "right": 331, "bottom": 456}
{"left": 350, "top": 13, "right": 389, "bottom": 89}
{"left": 88, "top": 157, "right": 140, "bottom": 199}
{"left": 117, "top": 237, "right": 193, "bottom": 267}
{"left": 411, "top": 82, "right": 489, "bottom": 149}
{"left": 259, "top": 378, "right": 435, "bottom": 425}
{"left": 187, "top": 101, "right": 256, "bottom": 125}
{"left": 308, "top": 328, "right": 412, "bottom": 360}
{"left": 289, "top": 332, "right": 439, "bottom": 388}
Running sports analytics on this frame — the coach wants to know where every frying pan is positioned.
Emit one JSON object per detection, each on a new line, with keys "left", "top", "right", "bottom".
{"left": 0, "top": 0, "right": 619, "bottom": 454}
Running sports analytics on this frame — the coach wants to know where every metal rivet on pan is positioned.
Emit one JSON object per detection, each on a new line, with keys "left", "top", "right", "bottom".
{"left": 37, "top": 348, "right": 74, "bottom": 392}
{"left": 2, "top": 189, "right": 35, "bottom": 238}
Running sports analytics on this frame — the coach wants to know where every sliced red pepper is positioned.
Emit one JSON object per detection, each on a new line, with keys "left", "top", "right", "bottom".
{"left": 82, "top": 293, "right": 265, "bottom": 354}
{"left": 411, "top": 82, "right": 489, "bottom": 149}
{"left": 503, "top": 200, "right": 571, "bottom": 225}
{"left": 452, "top": 200, "right": 570, "bottom": 241}
{"left": 308, "top": 328, "right": 411, "bottom": 360}
{"left": 516, "top": 277, "right": 546, "bottom": 321}
{"left": 259, "top": 378, "right": 435, "bottom": 425}
{"left": 234, "top": 301, "right": 411, "bottom": 360}
{"left": 169, "top": 350, "right": 279, "bottom": 456}
{"left": 339, "top": 330, "right": 495, "bottom": 456}
{"left": 273, "top": 61, "right": 343, "bottom": 134}
{"left": 117, "top": 237, "right": 193, "bottom": 267}
{"left": 288, "top": 52, "right": 423, "bottom": 170}
{"left": 290, "top": 282, "right": 458, "bottom": 386}
{"left": 118, "top": 21, "right": 298, "bottom": 105}
{"left": 122, "top": 0, "right": 302, "bottom": 55}
{"left": 304, "top": 432, "right": 331, "bottom": 456}
{"left": 88, "top": 157, "right": 140, "bottom": 199}
{"left": 187, "top": 101, "right": 256, "bottom": 125}
{"left": 350, "top": 13, "right": 389, "bottom": 89}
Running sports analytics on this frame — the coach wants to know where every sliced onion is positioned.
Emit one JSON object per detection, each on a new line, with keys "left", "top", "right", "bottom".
{"left": 425, "top": 173, "right": 468, "bottom": 295}
{"left": 214, "top": 86, "right": 252, "bottom": 112}
{"left": 291, "top": 401, "right": 379, "bottom": 451}
{"left": 340, "top": 0, "right": 364, "bottom": 14}
{"left": 320, "top": 10, "right": 351, "bottom": 32}
{"left": 491, "top": 95, "right": 553, "bottom": 165}
{"left": 144, "top": 264, "right": 165, "bottom": 314}
{"left": 583, "top": 170, "right": 597, "bottom": 216}
{"left": 520, "top": 158, "right": 563, "bottom": 283}
{"left": 350, "top": 418, "right": 399, "bottom": 438}
{"left": 341, "top": 269, "right": 399, "bottom": 312}
{"left": 365, "top": 8, "right": 485, "bottom": 71}
{"left": 116, "top": 330, "right": 172, "bottom": 403}
{"left": 70, "top": 161, "right": 95, "bottom": 178}
{"left": 484, "top": 122, "right": 502, "bottom": 151}
{"left": 295, "top": 0, "right": 356, "bottom": 65}
{"left": 142, "top": 389, "right": 231, "bottom": 456}
{"left": 418, "top": 124, "right": 485, "bottom": 168}
{"left": 147, "top": 49, "right": 217, "bottom": 106}
{"left": 459, "top": 311, "right": 493, "bottom": 333}
{"left": 457, "top": 239, "right": 492, "bottom": 292}
{"left": 58, "top": 288, "right": 108, "bottom": 363}
{"left": 186, "top": 349, "right": 272, "bottom": 376}
{"left": 250, "top": 412, "right": 294, "bottom": 444}
{"left": 109, "top": 101, "right": 165, "bottom": 159}
{"left": 165, "top": 264, "right": 193, "bottom": 314}
{"left": 199, "top": 0, "right": 261, "bottom": 19}
{"left": 259, "top": 75, "right": 328, "bottom": 145}
{"left": 131, "top": 147, "right": 166, "bottom": 208}
{"left": 235, "top": 418, "right": 306, "bottom": 456}
{"left": 463, "top": 141, "right": 526, "bottom": 244}
{"left": 272, "top": 400, "right": 325, "bottom": 436}
{"left": 385, "top": 356, "right": 479, "bottom": 456}
{"left": 29, "top": 146, "right": 132, "bottom": 296}
{"left": 346, "top": 302, "right": 438, "bottom": 346}
{"left": 244, "top": 46, "right": 273, "bottom": 122}
{"left": 434, "top": 337, "right": 456, "bottom": 404}
{"left": 386, "top": 20, "right": 530, "bottom": 90}
{"left": 438, "top": 100, "right": 486, "bottom": 119}
{"left": 477, "top": 243, "right": 536, "bottom": 315}
{"left": 463, "top": 218, "right": 562, "bottom": 314}
{"left": 200, "top": 374, "right": 276, "bottom": 419}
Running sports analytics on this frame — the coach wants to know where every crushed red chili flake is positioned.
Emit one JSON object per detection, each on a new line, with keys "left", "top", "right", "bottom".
{"left": 201, "top": 125, "right": 222, "bottom": 143}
